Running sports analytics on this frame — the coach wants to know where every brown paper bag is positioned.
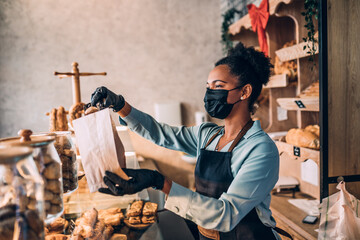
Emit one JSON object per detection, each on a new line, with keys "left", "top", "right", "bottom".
{"left": 73, "top": 108, "right": 129, "bottom": 192}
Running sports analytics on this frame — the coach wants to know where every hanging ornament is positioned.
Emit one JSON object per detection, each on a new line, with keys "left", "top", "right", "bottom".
{"left": 247, "top": 0, "right": 270, "bottom": 56}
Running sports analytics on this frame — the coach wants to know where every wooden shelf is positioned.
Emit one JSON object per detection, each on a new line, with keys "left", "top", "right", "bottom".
{"left": 277, "top": 97, "right": 319, "bottom": 111}
{"left": 275, "top": 140, "right": 319, "bottom": 164}
{"left": 228, "top": 0, "right": 293, "bottom": 36}
{"left": 275, "top": 40, "right": 319, "bottom": 62}
{"left": 264, "top": 74, "right": 289, "bottom": 88}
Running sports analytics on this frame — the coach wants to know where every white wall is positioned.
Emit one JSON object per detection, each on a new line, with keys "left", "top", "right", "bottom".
{"left": 0, "top": 0, "right": 222, "bottom": 137}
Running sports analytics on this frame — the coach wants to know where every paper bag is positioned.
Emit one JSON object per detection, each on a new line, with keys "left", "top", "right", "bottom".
{"left": 73, "top": 108, "right": 129, "bottom": 192}
{"left": 318, "top": 181, "right": 360, "bottom": 240}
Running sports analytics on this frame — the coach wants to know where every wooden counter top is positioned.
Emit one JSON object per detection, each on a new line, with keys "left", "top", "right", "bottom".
{"left": 270, "top": 192, "right": 319, "bottom": 240}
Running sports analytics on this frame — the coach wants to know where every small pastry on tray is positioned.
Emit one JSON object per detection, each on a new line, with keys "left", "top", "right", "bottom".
{"left": 126, "top": 201, "right": 143, "bottom": 217}
{"left": 142, "top": 202, "right": 158, "bottom": 216}
{"left": 141, "top": 215, "right": 156, "bottom": 224}
{"left": 128, "top": 216, "right": 141, "bottom": 225}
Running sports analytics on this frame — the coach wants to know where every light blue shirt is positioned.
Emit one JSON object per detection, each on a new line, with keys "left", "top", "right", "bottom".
{"left": 121, "top": 107, "right": 280, "bottom": 237}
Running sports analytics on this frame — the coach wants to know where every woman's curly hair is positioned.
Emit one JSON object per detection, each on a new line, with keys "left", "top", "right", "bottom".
{"left": 215, "top": 42, "right": 273, "bottom": 114}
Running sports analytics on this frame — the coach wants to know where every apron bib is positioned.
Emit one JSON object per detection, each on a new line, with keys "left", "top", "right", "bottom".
{"left": 194, "top": 121, "right": 277, "bottom": 240}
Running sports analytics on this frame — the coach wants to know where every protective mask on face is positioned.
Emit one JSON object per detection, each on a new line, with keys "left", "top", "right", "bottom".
{"left": 204, "top": 86, "right": 243, "bottom": 119}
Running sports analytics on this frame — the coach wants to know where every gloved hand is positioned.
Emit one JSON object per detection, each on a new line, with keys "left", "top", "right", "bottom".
{"left": 91, "top": 86, "right": 125, "bottom": 112}
{"left": 98, "top": 169, "right": 165, "bottom": 196}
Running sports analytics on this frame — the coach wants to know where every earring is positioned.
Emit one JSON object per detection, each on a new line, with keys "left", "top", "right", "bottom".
{"left": 240, "top": 97, "right": 244, "bottom": 100}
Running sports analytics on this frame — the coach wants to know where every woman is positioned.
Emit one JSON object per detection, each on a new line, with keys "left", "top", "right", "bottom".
{"left": 91, "top": 42, "right": 282, "bottom": 240}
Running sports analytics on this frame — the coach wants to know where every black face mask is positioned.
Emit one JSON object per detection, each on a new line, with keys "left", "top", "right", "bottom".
{"left": 204, "top": 87, "right": 242, "bottom": 119}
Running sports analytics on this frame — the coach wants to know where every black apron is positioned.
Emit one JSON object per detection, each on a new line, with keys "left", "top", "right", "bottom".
{"left": 193, "top": 121, "right": 277, "bottom": 240}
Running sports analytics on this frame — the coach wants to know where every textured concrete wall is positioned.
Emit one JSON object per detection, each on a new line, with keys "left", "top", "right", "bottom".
{"left": 0, "top": 0, "right": 222, "bottom": 138}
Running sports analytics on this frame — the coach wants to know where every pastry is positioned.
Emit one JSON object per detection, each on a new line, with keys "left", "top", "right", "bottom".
{"left": 49, "top": 108, "right": 58, "bottom": 132}
{"left": 305, "top": 124, "right": 320, "bottom": 137}
{"left": 103, "top": 225, "right": 114, "bottom": 240}
{"left": 46, "top": 180, "right": 62, "bottom": 194}
{"left": 98, "top": 208, "right": 124, "bottom": 226}
{"left": 46, "top": 107, "right": 69, "bottom": 131}
{"left": 127, "top": 201, "right": 143, "bottom": 217}
{"left": 43, "top": 162, "right": 61, "bottom": 180}
{"left": 141, "top": 215, "right": 155, "bottom": 224}
{"left": 128, "top": 216, "right": 141, "bottom": 224}
{"left": 299, "top": 82, "right": 319, "bottom": 98}
{"left": 85, "top": 106, "right": 99, "bottom": 115}
{"left": 274, "top": 41, "right": 297, "bottom": 81}
{"left": 88, "top": 220, "right": 106, "bottom": 240}
{"left": 73, "top": 208, "right": 98, "bottom": 238}
{"left": 45, "top": 234, "right": 70, "bottom": 240}
{"left": 69, "top": 102, "right": 85, "bottom": 125}
{"left": 47, "top": 217, "right": 68, "bottom": 233}
{"left": 109, "top": 234, "right": 127, "bottom": 240}
{"left": 57, "top": 106, "right": 69, "bottom": 131}
{"left": 142, "top": 202, "right": 158, "bottom": 216}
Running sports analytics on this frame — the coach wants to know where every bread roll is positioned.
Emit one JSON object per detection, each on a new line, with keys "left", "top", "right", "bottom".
{"left": 286, "top": 128, "right": 320, "bottom": 149}
{"left": 304, "top": 124, "right": 320, "bottom": 137}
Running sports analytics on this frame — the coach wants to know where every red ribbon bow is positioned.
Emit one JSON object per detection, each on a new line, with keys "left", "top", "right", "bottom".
{"left": 247, "top": 0, "right": 270, "bottom": 56}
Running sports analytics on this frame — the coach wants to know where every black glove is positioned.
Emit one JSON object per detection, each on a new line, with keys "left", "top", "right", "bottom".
{"left": 90, "top": 86, "right": 125, "bottom": 112}
{"left": 98, "top": 169, "right": 165, "bottom": 196}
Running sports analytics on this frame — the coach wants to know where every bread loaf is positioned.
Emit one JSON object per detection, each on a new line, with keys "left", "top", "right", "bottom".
{"left": 286, "top": 128, "right": 320, "bottom": 149}
{"left": 304, "top": 124, "right": 320, "bottom": 137}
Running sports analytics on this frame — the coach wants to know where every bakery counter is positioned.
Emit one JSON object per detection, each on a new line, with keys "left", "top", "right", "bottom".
{"left": 270, "top": 191, "right": 319, "bottom": 240}
{"left": 52, "top": 158, "right": 195, "bottom": 240}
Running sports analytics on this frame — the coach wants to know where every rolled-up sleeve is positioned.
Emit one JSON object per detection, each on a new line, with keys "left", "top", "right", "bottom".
{"left": 165, "top": 142, "right": 279, "bottom": 232}
{"left": 120, "top": 107, "right": 203, "bottom": 156}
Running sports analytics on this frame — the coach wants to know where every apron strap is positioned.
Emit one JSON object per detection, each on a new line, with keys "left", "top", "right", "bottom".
{"left": 204, "top": 127, "right": 224, "bottom": 149}
{"left": 227, "top": 120, "right": 254, "bottom": 152}
{"left": 203, "top": 120, "right": 254, "bottom": 152}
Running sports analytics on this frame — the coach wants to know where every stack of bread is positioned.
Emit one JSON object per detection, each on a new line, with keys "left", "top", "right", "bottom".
{"left": 127, "top": 201, "right": 158, "bottom": 225}
{"left": 285, "top": 125, "right": 320, "bottom": 149}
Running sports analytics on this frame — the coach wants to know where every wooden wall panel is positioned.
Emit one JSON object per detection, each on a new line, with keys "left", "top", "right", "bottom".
{"left": 328, "top": 0, "right": 360, "bottom": 197}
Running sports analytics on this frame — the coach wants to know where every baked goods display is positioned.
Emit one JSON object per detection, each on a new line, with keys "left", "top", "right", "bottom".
{"left": 285, "top": 124, "right": 320, "bottom": 149}
{"left": 0, "top": 132, "right": 64, "bottom": 223}
{"left": 274, "top": 41, "right": 298, "bottom": 81}
{"left": 124, "top": 201, "right": 158, "bottom": 228}
{"left": 44, "top": 208, "right": 127, "bottom": 240}
{"left": 47, "top": 106, "right": 69, "bottom": 132}
{"left": 33, "top": 146, "right": 64, "bottom": 219}
{"left": 0, "top": 204, "right": 44, "bottom": 240}
{"left": 53, "top": 131, "right": 78, "bottom": 194}
{"left": 71, "top": 208, "right": 114, "bottom": 240}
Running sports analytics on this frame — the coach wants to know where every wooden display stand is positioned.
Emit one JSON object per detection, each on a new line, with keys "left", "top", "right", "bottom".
{"left": 54, "top": 62, "right": 107, "bottom": 104}
{"left": 229, "top": 0, "right": 320, "bottom": 199}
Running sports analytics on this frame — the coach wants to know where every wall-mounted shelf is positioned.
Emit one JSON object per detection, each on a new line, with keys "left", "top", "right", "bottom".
{"left": 275, "top": 40, "right": 319, "bottom": 62}
{"left": 277, "top": 97, "right": 319, "bottom": 111}
{"left": 276, "top": 140, "right": 320, "bottom": 164}
{"left": 264, "top": 74, "right": 289, "bottom": 88}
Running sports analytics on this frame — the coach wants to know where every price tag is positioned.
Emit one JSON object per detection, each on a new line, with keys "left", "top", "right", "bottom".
{"left": 277, "top": 106, "right": 288, "bottom": 121}
{"left": 295, "top": 100, "right": 306, "bottom": 108}
{"left": 294, "top": 146, "right": 301, "bottom": 157}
